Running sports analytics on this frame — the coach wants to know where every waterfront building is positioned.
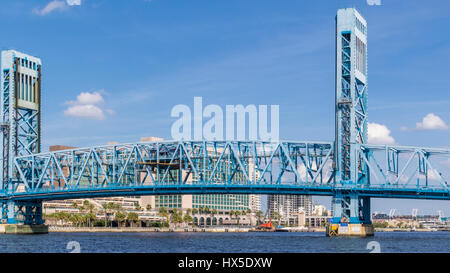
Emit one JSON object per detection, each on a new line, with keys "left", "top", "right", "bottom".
{"left": 268, "top": 194, "right": 313, "bottom": 221}
{"left": 312, "top": 204, "right": 329, "bottom": 216}
{"left": 249, "top": 194, "right": 261, "bottom": 212}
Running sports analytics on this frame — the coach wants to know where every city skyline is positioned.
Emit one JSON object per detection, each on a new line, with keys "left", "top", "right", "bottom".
{"left": 1, "top": 0, "right": 449, "bottom": 215}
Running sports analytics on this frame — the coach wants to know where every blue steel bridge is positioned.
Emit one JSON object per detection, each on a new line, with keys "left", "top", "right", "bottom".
{"left": 1, "top": 8, "right": 450, "bottom": 231}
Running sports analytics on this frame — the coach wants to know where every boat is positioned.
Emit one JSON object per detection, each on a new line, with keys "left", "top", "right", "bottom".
{"left": 275, "top": 225, "right": 289, "bottom": 232}
{"left": 250, "top": 219, "right": 275, "bottom": 232}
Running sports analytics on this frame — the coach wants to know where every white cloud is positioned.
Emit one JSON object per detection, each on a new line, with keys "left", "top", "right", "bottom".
{"left": 33, "top": 0, "right": 81, "bottom": 15}
{"left": 33, "top": 1, "right": 67, "bottom": 15}
{"left": 64, "top": 104, "right": 105, "bottom": 120}
{"left": 368, "top": 122, "right": 396, "bottom": 145}
{"left": 64, "top": 90, "right": 112, "bottom": 120}
{"left": 66, "top": 0, "right": 82, "bottom": 6}
{"left": 72, "top": 91, "right": 104, "bottom": 105}
{"left": 416, "top": 113, "right": 449, "bottom": 130}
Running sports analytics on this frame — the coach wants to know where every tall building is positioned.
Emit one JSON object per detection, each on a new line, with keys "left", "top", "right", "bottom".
{"left": 249, "top": 194, "right": 261, "bottom": 212}
{"left": 268, "top": 195, "right": 312, "bottom": 220}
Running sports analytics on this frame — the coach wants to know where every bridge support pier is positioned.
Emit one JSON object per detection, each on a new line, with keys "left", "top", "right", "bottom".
{"left": 326, "top": 193, "right": 374, "bottom": 237}
{"left": 0, "top": 200, "right": 47, "bottom": 234}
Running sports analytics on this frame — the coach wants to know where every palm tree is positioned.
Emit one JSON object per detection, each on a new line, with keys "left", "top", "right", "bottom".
{"left": 235, "top": 210, "right": 241, "bottom": 225}
{"left": 115, "top": 211, "right": 127, "bottom": 227}
{"left": 82, "top": 200, "right": 96, "bottom": 227}
{"left": 171, "top": 210, "right": 183, "bottom": 228}
{"left": 256, "top": 210, "right": 264, "bottom": 225}
{"left": 146, "top": 204, "right": 152, "bottom": 211}
{"left": 211, "top": 209, "right": 218, "bottom": 226}
{"left": 127, "top": 212, "right": 139, "bottom": 227}
{"left": 135, "top": 202, "right": 142, "bottom": 211}
{"left": 272, "top": 211, "right": 282, "bottom": 226}
{"left": 102, "top": 202, "right": 115, "bottom": 227}
{"left": 158, "top": 207, "right": 170, "bottom": 225}
{"left": 204, "top": 206, "right": 211, "bottom": 214}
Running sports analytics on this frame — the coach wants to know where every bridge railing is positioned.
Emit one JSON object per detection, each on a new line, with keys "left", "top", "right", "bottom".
{"left": 10, "top": 140, "right": 336, "bottom": 197}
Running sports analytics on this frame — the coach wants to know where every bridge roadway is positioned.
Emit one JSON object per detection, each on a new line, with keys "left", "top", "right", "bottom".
{"left": 3, "top": 140, "right": 450, "bottom": 202}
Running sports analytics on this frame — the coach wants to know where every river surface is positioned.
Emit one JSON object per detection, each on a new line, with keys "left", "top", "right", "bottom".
{"left": 1, "top": 231, "right": 450, "bottom": 253}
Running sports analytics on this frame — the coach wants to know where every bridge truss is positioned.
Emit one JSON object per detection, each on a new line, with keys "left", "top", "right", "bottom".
{"left": 2, "top": 141, "right": 449, "bottom": 224}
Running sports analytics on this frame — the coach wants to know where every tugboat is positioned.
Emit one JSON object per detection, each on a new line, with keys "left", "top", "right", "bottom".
{"left": 250, "top": 219, "right": 275, "bottom": 232}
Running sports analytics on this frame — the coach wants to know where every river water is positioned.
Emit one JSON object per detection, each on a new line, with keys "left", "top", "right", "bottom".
{"left": 1, "top": 231, "right": 450, "bottom": 253}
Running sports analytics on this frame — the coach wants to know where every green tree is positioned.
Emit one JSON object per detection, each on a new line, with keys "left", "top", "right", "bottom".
{"left": 171, "top": 211, "right": 183, "bottom": 227}
{"left": 102, "top": 202, "right": 116, "bottom": 227}
{"left": 235, "top": 211, "right": 241, "bottom": 225}
{"left": 135, "top": 202, "right": 142, "bottom": 211}
{"left": 204, "top": 207, "right": 211, "bottom": 214}
{"left": 256, "top": 210, "right": 264, "bottom": 225}
{"left": 158, "top": 207, "right": 170, "bottom": 225}
{"left": 115, "top": 211, "right": 127, "bottom": 227}
{"left": 127, "top": 212, "right": 139, "bottom": 227}
{"left": 70, "top": 214, "right": 83, "bottom": 227}
{"left": 211, "top": 209, "right": 218, "bottom": 226}
{"left": 146, "top": 204, "right": 152, "bottom": 211}
{"left": 183, "top": 214, "right": 193, "bottom": 225}
{"left": 82, "top": 200, "right": 96, "bottom": 227}
{"left": 272, "top": 211, "right": 282, "bottom": 225}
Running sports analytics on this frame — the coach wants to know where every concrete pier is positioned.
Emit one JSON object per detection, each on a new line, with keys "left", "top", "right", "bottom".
{"left": 0, "top": 224, "right": 48, "bottom": 234}
{"left": 326, "top": 223, "right": 374, "bottom": 237}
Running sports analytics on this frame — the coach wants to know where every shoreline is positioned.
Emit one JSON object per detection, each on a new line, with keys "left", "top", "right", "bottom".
{"left": 47, "top": 226, "right": 450, "bottom": 233}
{"left": 48, "top": 226, "right": 327, "bottom": 233}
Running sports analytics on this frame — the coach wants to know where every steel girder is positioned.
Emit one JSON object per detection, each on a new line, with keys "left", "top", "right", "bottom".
{"left": 332, "top": 9, "right": 370, "bottom": 224}
{"left": 1, "top": 51, "right": 42, "bottom": 224}
{"left": 2, "top": 140, "right": 449, "bottom": 200}
{"left": 8, "top": 141, "right": 334, "bottom": 198}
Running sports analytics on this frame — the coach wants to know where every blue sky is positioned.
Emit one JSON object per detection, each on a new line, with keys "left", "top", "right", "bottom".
{"left": 1, "top": 0, "right": 450, "bottom": 215}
